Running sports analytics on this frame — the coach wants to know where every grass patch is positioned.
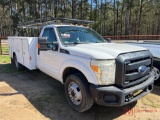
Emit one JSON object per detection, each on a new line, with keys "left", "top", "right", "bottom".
{"left": 141, "top": 97, "right": 148, "bottom": 106}
{"left": 0, "top": 63, "right": 30, "bottom": 74}
{"left": 1, "top": 44, "right": 9, "bottom": 54}
{"left": 151, "top": 103, "right": 159, "bottom": 108}
{"left": 0, "top": 55, "right": 11, "bottom": 63}
{"left": 141, "top": 95, "right": 160, "bottom": 108}
{"left": 0, "top": 64, "right": 15, "bottom": 73}
{"left": 0, "top": 56, "right": 29, "bottom": 74}
{"left": 31, "top": 94, "right": 53, "bottom": 111}
{"left": 32, "top": 94, "right": 52, "bottom": 103}
{"left": 146, "top": 96, "right": 160, "bottom": 108}
{"left": 2, "top": 46, "right": 9, "bottom": 52}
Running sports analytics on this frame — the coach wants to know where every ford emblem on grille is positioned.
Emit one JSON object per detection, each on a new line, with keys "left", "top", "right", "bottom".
{"left": 138, "top": 66, "right": 147, "bottom": 74}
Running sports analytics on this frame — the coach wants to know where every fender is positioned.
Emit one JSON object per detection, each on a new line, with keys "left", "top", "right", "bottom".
{"left": 60, "top": 59, "right": 99, "bottom": 85}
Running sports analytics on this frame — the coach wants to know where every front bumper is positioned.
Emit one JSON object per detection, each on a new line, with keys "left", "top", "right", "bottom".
{"left": 90, "top": 74, "right": 154, "bottom": 106}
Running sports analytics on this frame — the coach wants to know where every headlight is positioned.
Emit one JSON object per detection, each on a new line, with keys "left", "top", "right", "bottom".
{"left": 91, "top": 60, "right": 116, "bottom": 85}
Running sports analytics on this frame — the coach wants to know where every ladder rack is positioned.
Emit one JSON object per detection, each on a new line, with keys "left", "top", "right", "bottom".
{"left": 18, "top": 16, "right": 94, "bottom": 29}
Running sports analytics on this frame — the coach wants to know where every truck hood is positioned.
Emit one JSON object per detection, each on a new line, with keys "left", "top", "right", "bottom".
{"left": 65, "top": 43, "right": 148, "bottom": 59}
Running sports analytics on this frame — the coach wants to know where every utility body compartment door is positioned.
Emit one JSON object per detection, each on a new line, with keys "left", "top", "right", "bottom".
{"left": 16, "top": 38, "right": 24, "bottom": 65}
{"left": 22, "top": 39, "right": 30, "bottom": 68}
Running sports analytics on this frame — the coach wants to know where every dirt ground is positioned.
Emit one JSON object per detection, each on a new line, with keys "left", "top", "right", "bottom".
{"left": 0, "top": 63, "right": 160, "bottom": 120}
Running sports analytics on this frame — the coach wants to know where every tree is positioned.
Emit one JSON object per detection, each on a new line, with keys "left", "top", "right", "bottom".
{"left": 125, "top": 0, "right": 130, "bottom": 35}
{"left": 72, "top": 0, "right": 77, "bottom": 18}
{"left": 0, "top": 0, "right": 160, "bottom": 36}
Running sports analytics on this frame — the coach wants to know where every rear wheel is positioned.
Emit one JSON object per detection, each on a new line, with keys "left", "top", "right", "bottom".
{"left": 11, "top": 58, "right": 14, "bottom": 65}
{"left": 13, "top": 54, "right": 24, "bottom": 71}
{"left": 65, "top": 73, "right": 93, "bottom": 112}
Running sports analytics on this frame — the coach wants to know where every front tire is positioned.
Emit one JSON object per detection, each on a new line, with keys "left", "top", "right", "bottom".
{"left": 152, "top": 67, "right": 160, "bottom": 81}
{"left": 65, "top": 73, "right": 93, "bottom": 112}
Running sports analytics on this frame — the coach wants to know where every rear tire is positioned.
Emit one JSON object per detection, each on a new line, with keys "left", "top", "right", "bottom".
{"left": 11, "top": 58, "right": 14, "bottom": 65}
{"left": 65, "top": 73, "right": 93, "bottom": 112}
{"left": 13, "top": 54, "right": 24, "bottom": 71}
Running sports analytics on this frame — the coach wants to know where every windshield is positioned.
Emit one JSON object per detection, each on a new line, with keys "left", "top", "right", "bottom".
{"left": 57, "top": 26, "right": 106, "bottom": 45}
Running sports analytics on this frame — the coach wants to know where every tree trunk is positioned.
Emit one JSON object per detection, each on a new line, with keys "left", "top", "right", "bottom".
{"left": 137, "top": 0, "right": 143, "bottom": 36}
{"left": 129, "top": 2, "right": 132, "bottom": 34}
{"left": 116, "top": 2, "right": 119, "bottom": 35}
{"left": 22, "top": 2, "right": 26, "bottom": 22}
{"left": 157, "top": 17, "right": 160, "bottom": 35}
{"left": 120, "top": 0, "right": 124, "bottom": 35}
{"left": 54, "top": 0, "right": 58, "bottom": 18}
{"left": 94, "top": 0, "right": 98, "bottom": 21}
{"left": 125, "top": 0, "right": 130, "bottom": 35}
{"left": 72, "top": 0, "right": 76, "bottom": 19}
{"left": 80, "top": 0, "right": 83, "bottom": 19}
{"left": 114, "top": 0, "right": 116, "bottom": 35}
{"left": 63, "top": 0, "right": 66, "bottom": 17}
{"left": 90, "top": 0, "right": 93, "bottom": 20}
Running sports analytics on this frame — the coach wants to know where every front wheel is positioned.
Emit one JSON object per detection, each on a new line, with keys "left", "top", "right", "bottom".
{"left": 65, "top": 73, "right": 93, "bottom": 112}
{"left": 152, "top": 67, "right": 160, "bottom": 81}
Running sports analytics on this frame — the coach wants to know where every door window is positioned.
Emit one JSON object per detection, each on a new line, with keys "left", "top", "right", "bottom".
{"left": 42, "top": 28, "right": 57, "bottom": 42}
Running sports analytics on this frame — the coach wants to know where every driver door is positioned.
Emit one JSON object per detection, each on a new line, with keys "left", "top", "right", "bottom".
{"left": 38, "top": 27, "right": 60, "bottom": 79}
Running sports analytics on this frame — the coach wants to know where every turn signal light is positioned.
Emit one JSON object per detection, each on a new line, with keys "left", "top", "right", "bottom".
{"left": 91, "top": 65, "right": 99, "bottom": 72}
{"left": 37, "top": 44, "right": 40, "bottom": 48}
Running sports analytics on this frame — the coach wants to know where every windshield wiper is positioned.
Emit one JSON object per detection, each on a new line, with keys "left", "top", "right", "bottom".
{"left": 64, "top": 42, "right": 87, "bottom": 46}
{"left": 72, "top": 42, "right": 87, "bottom": 44}
{"left": 91, "top": 41, "right": 106, "bottom": 43}
{"left": 66, "top": 30, "right": 83, "bottom": 33}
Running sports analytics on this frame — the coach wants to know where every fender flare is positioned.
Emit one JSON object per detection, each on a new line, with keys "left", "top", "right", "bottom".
{"left": 60, "top": 59, "right": 98, "bottom": 85}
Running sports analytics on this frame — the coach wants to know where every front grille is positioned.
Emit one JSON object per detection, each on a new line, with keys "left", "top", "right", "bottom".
{"left": 115, "top": 51, "right": 153, "bottom": 88}
{"left": 124, "top": 57, "right": 151, "bottom": 84}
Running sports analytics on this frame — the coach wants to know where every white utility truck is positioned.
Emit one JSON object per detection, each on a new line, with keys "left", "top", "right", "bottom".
{"left": 8, "top": 17, "right": 156, "bottom": 112}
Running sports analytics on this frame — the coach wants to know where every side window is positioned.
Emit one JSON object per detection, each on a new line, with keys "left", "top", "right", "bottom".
{"left": 42, "top": 28, "right": 57, "bottom": 42}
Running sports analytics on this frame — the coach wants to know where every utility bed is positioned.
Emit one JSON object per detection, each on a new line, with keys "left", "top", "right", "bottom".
{"left": 8, "top": 37, "right": 38, "bottom": 70}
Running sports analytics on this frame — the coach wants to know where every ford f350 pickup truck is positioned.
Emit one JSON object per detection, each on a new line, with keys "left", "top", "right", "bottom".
{"left": 8, "top": 18, "right": 156, "bottom": 112}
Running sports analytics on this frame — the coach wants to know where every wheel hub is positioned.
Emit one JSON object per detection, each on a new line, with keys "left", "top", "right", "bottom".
{"left": 68, "top": 82, "right": 82, "bottom": 105}
{"left": 152, "top": 67, "right": 160, "bottom": 81}
{"left": 71, "top": 91, "right": 76, "bottom": 98}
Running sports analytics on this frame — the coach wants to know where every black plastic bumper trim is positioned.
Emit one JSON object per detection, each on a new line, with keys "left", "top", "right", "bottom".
{"left": 90, "top": 75, "right": 154, "bottom": 106}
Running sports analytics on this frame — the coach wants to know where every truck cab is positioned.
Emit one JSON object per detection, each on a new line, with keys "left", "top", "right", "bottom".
{"left": 8, "top": 18, "right": 156, "bottom": 112}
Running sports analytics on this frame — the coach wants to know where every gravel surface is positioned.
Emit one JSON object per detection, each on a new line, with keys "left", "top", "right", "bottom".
{"left": 0, "top": 63, "right": 160, "bottom": 120}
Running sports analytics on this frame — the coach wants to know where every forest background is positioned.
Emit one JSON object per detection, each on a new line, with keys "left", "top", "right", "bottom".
{"left": 0, "top": 0, "right": 160, "bottom": 36}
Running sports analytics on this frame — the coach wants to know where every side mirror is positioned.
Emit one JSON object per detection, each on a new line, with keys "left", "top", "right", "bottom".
{"left": 38, "top": 37, "right": 58, "bottom": 51}
{"left": 39, "top": 37, "right": 48, "bottom": 41}
{"left": 107, "top": 38, "right": 111, "bottom": 43}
